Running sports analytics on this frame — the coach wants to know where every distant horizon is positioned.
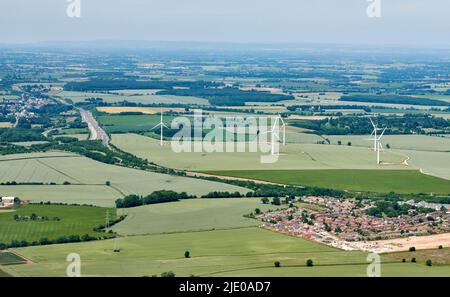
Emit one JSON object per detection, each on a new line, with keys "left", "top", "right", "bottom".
{"left": 1, "top": 0, "right": 449, "bottom": 47}
{"left": 1, "top": 39, "right": 450, "bottom": 51}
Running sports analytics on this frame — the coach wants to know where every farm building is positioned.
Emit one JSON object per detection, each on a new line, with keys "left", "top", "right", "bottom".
{"left": 0, "top": 197, "right": 19, "bottom": 208}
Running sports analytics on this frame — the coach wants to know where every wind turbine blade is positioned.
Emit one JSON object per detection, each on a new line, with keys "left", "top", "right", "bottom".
{"left": 151, "top": 123, "right": 162, "bottom": 130}
{"left": 272, "top": 132, "right": 280, "bottom": 141}
{"left": 377, "top": 128, "right": 387, "bottom": 140}
{"left": 370, "top": 118, "right": 376, "bottom": 129}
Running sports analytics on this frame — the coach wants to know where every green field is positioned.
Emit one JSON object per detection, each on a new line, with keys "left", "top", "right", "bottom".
{"left": 0, "top": 185, "right": 119, "bottom": 207}
{"left": 111, "top": 133, "right": 408, "bottom": 171}
{"left": 0, "top": 268, "right": 11, "bottom": 277}
{"left": 4, "top": 227, "right": 449, "bottom": 277}
{"left": 55, "top": 128, "right": 88, "bottom": 135}
{"left": 0, "top": 204, "right": 114, "bottom": 244}
{"left": 58, "top": 91, "right": 209, "bottom": 105}
{"left": 0, "top": 252, "right": 26, "bottom": 265}
{"left": 0, "top": 152, "right": 249, "bottom": 206}
{"left": 10, "top": 141, "right": 49, "bottom": 147}
{"left": 205, "top": 170, "right": 450, "bottom": 194}
{"left": 97, "top": 114, "right": 177, "bottom": 133}
{"left": 112, "top": 198, "right": 283, "bottom": 235}
{"left": 54, "top": 134, "right": 88, "bottom": 140}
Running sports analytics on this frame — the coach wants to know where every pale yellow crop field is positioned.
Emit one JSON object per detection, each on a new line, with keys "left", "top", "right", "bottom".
{"left": 0, "top": 122, "right": 13, "bottom": 128}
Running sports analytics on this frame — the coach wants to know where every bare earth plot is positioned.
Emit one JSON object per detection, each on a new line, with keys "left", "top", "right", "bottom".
{"left": 371, "top": 233, "right": 450, "bottom": 253}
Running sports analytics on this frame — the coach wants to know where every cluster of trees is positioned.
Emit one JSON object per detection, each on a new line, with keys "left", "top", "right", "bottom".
{"left": 21, "top": 103, "right": 74, "bottom": 130}
{"left": 0, "top": 128, "right": 46, "bottom": 142}
{"left": 204, "top": 106, "right": 259, "bottom": 114}
{"left": 13, "top": 214, "right": 60, "bottom": 222}
{"left": 157, "top": 87, "right": 294, "bottom": 106}
{"left": 64, "top": 79, "right": 220, "bottom": 92}
{"left": 287, "top": 105, "right": 372, "bottom": 113}
{"left": 201, "top": 191, "right": 244, "bottom": 198}
{"left": 53, "top": 136, "right": 78, "bottom": 143}
{"left": 365, "top": 200, "right": 435, "bottom": 218}
{"left": 0, "top": 115, "right": 14, "bottom": 123}
{"left": 79, "top": 98, "right": 193, "bottom": 110}
{"left": 0, "top": 181, "right": 75, "bottom": 186}
{"left": 201, "top": 186, "right": 348, "bottom": 201}
{"left": 200, "top": 176, "right": 349, "bottom": 200}
{"left": 289, "top": 114, "right": 450, "bottom": 135}
{"left": 261, "top": 197, "right": 283, "bottom": 206}
{"left": 92, "top": 215, "right": 127, "bottom": 232}
{"left": 115, "top": 190, "right": 194, "bottom": 208}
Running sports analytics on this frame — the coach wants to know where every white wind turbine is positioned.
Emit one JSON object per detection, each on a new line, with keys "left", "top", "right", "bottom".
{"left": 278, "top": 115, "right": 286, "bottom": 146}
{"left": 376, "top": 128, "right": 386, "bottom": 165}
{"left": 152, "top": 108, "right": 168, "bottom": 146}
{"left": 368, "top": 118, "right": 383, "bottom": 152}
{"left": 262, "top": 116, "right": 285, "bottom": 155}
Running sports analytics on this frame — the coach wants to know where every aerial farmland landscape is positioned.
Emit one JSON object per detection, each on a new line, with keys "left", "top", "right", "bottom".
{"left": 0, "top": 1, "right": 449, "bottom": 290}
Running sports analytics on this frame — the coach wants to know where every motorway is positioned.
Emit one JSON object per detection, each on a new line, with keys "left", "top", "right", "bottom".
{"left": 78, "top": 108, "right": 111, "bottom": 149}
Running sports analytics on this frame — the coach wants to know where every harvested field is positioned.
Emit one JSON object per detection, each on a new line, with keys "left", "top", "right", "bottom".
{"left": 372, "top": 233, "right": 450, "bottom": 253}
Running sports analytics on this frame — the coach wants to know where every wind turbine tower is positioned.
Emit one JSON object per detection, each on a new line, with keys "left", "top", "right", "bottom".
{"left": 152, "top": 108, "right": 168, "bottom": 146}
{"left": 376, "top": 128, "right": 386, "bottom": 165}
{"left": 278, "top": 115, "right": 286, "bottom": 146}
{"left": 262, "top": 116, "right": 283, "bottom": 156}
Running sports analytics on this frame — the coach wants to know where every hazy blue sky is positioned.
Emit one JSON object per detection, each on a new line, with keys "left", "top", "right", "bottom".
{"left": 1, "top": 0, "right": 449, "bottom": 46}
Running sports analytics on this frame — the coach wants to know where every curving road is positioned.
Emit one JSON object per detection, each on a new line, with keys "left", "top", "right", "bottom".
{"left": 78, "top": 108, "right": 111, "bottom": 149}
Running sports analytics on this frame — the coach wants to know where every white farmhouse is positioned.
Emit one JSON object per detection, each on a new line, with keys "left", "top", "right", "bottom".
{"left": 0, "top": 197, "right": 17, "bottom": 208}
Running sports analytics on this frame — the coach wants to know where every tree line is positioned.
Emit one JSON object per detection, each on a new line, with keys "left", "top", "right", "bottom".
{"left": 115, "top": 190, "right": 194, "bottom": 208}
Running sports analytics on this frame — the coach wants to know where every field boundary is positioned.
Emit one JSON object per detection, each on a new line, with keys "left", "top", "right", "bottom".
{"left": 35, "top": 159, "right": 83, "bottom": 184}
{"left": 0, "top": 154, "right": 81, "bottom": 163}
